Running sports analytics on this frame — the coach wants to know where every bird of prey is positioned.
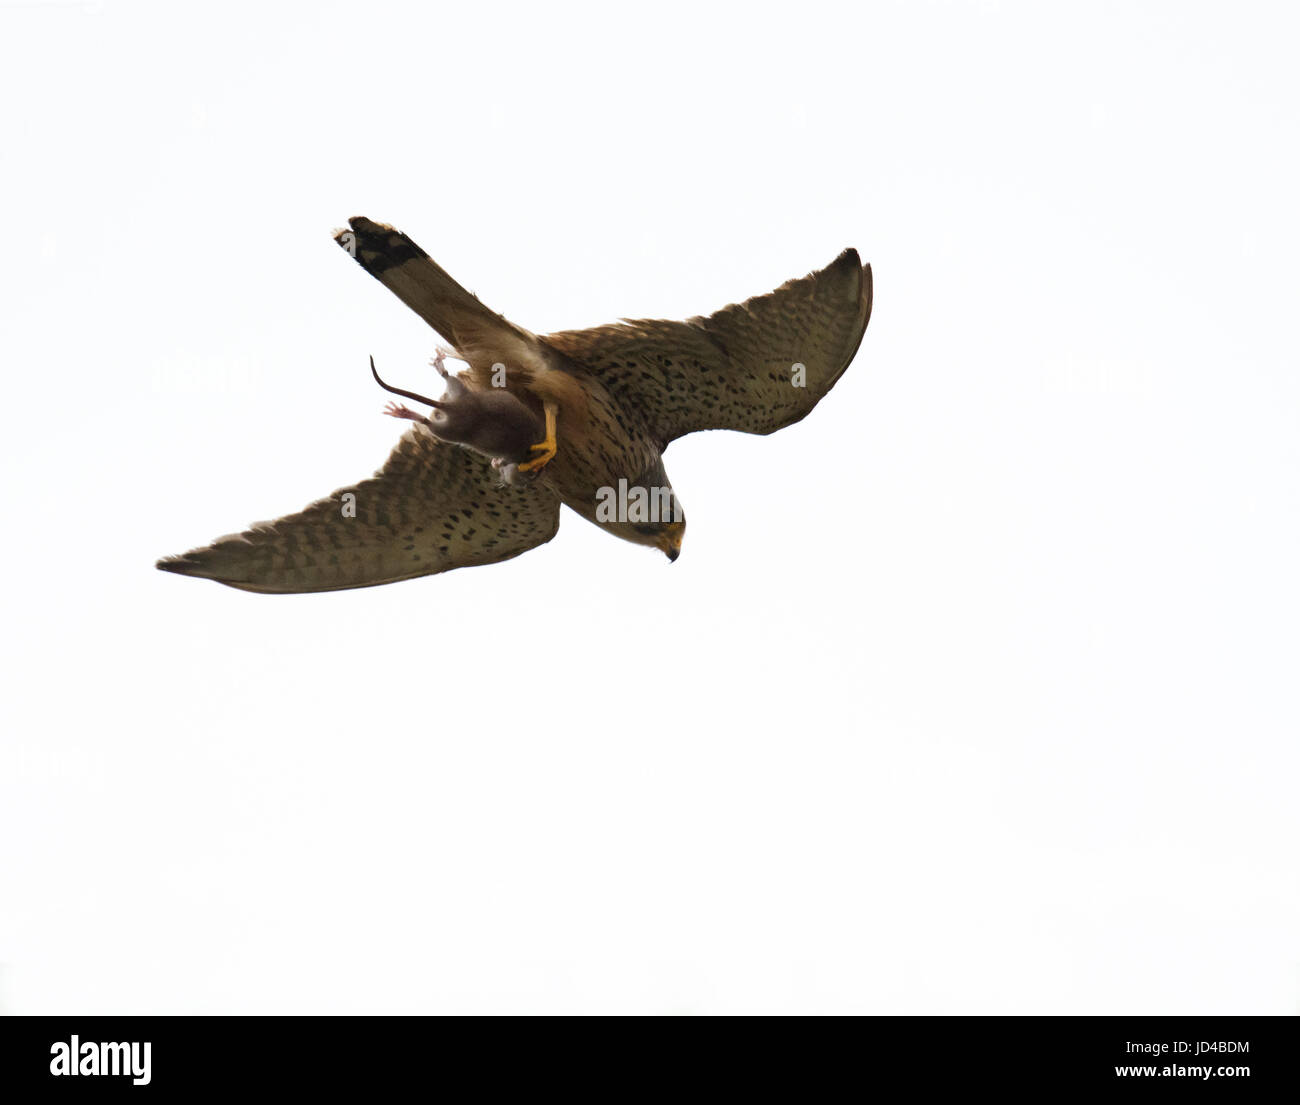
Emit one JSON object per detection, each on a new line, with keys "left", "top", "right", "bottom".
{"left": 157, "top": 217, "right": 873, "bottom": 593}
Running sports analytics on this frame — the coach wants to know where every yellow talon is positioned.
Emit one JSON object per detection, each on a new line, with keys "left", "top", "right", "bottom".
{"left": 518, "top": 402, "right": 558, "bottom": 473}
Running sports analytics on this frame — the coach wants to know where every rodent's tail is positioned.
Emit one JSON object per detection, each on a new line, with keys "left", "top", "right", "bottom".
{"left": 369, "top": 355, "right": 444, "bottom": 410}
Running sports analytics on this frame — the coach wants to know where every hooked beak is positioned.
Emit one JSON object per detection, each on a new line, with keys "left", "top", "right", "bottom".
{"left": 656, "top": 521, "right": 685, "bottom": 563}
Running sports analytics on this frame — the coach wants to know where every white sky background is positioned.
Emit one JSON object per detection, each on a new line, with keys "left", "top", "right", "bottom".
{"left": 1, "top": 0, "right": 1296, "bottom": 1014}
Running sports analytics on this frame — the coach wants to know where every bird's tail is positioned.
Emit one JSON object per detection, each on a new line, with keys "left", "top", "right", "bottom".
{"left": 334, "top": 216, "right": 540, "bottom": 375}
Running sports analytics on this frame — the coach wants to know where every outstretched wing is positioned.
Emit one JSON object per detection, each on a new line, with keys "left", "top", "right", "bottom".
{"left": 542, "top": 250, "right": 872, "bottom": 446}
{"left": 157, "top": 427, "right": 561, "bottom": 593}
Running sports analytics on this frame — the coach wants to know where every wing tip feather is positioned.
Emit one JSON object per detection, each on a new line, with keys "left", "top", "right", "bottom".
{"left": 155, "top": 554, "right": 199, "bottom": 577}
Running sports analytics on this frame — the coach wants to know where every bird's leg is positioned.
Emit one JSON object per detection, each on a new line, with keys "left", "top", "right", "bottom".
{"left": 517, "top": 401, "right": 558, "bottom": 473}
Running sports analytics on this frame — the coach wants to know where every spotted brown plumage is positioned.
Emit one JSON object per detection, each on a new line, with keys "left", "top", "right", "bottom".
{"left": 157, "top": 217, "right": 871, "bottom": 591}
{"left": 543, "top": 247, "right": 872, "bottom": 448}
{"left": 156, "top": 426, "right": 560, "bottom": 593}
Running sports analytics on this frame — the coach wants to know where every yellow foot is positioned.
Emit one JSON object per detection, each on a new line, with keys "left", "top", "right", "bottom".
{"left": 517, "top": 402, "right": 558, "bottom": 473}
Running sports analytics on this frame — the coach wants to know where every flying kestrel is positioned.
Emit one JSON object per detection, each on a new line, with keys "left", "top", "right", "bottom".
{"left": 157, "top": 217, "right": 873, "bottom": 592}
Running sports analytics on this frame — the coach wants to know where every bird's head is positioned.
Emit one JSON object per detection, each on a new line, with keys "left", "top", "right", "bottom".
{"left": 591, "top": 463, "right": 685, "bottom": 561}
{"left": 650, "top": 520, "right": 685, "bottom": 562}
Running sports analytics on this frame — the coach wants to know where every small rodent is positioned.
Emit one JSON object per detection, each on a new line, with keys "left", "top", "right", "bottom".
{"left": 370, "top": 351, "right": 544, "bottom": 466}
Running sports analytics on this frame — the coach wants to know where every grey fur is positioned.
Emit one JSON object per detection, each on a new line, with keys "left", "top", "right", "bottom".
{"left": 371, "top": 354, "right": 543, "bottom": 465}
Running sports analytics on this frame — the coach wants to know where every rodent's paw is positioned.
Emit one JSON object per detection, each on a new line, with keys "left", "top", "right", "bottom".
{"left": 493, "top": 460, "right": 544, "bottom": 488}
